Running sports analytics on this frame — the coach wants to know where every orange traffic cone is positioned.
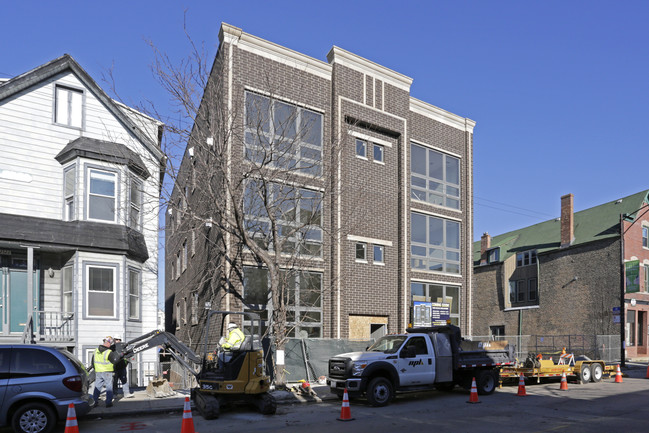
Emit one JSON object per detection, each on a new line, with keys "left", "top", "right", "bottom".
{"left": 337, "top": 388, "right": 354, "bottom": 421}
{"left": 467, "top": 377, "right": 480, "bottom": 404}
{"left": 559, "top": 372, "right": 569, "bottom": 390}
{"left": 645, "top": 362, "right": 649, "bottom": 379}
{"left": 64, "top": 403, "right": 79, "bottom": 433}
{"left": 614, "top": 364, "right": 623, "bottom": 383}
{"left": 516, "top": 374, "right": 527, "bottom": 396}
{"left": 181, "top": 396, "right": 196, "bottom": 433}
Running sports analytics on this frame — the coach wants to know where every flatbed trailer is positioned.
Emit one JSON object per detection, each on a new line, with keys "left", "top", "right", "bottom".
{"left": 500, "top": 358, "right": 617, "bottom": 384}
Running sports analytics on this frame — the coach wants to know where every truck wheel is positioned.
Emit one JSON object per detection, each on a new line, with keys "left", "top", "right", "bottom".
{"left": 579, "top": 365, "right": 591, "bottom": 384}
{"left": 476, "top": 370, "right": 498, "bottom": 395}
{"left": 591, "top": 363, "right": 603, "bottom": 382}
{"left": 366, "top": 377, "right": 393, "bottom": 407}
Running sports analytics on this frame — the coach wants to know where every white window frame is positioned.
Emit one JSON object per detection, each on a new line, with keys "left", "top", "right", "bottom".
{"left": 62, "top": 265, "right": 74, "bottom": 317}
{"left": 244, "top": 91, "right": 323, "bottom": 177}
{"left": 643, "top": 226, "right": 648, "bottom": 249}
{"left": 410, "top": 142, "right": 460, "bottom": 210}
{"left": 129, "top": 177, "right": 143, "bottom": 230}
{"left": 410, "top": 212, "right": 461, "bottom": 274}
{"left": 87, "top": 168, "right": 117, "bottom": 223}
{"left": 355, "top": 139, "right": 367, "bottom": 159}
{"left": 373, "top": 143, "right": 384, "bottom": 164}
{"left": 63, "top": 165, "right": 76, "bottom": 221}
{"left": 85, "top": 264, "right": 116, "bottom": 318}
{"left": 55, "top": 85, "right": 83, "bottom": 129}
{"left": 516, "top": 250, "right": 537, "bottom": 268}
{"left": 243, "top": 180, "right": 323, "bottom": 258}
{"left": 373, "top": 244, "right": 384, "bottom": 264}
{"left": 128, "top": 268, "right": 141, "bottom": 321}
{"left": 356, "top": 242, "right": 367, "bottom": 262}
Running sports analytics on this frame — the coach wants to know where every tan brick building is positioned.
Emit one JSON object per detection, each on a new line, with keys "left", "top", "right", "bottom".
{"left": 473, "top": 190, "right": 649, "bottom": 361}
{"left": 166, "top": 23, "right": 475, "bottom": 344}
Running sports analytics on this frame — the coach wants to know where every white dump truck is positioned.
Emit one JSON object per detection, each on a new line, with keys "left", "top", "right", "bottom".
{"left": 327, "top": 325, "right": 516, "bottom": 406}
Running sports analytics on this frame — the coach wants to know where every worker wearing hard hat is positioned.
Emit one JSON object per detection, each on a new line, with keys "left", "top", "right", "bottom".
{"left": 220, "top": 322, "right": 245, "bottom": 350}
{"left": 217, "top": 322, "right": 245, "bottom": 368}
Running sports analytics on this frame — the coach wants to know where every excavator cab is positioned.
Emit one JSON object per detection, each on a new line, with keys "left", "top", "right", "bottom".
{"left": 192, "top": 310, "right": 276, "bottom": 419}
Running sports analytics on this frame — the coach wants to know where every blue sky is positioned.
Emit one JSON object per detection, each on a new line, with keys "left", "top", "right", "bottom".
{"left": 2, "top": 1, "right": 647, "bottom": 303}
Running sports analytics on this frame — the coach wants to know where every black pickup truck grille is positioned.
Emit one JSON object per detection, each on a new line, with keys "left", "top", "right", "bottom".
{"left": 328, "top": 357, "right": 351, "bottom": 379}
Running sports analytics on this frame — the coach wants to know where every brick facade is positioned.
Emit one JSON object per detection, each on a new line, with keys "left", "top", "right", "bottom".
{"left": 166, "top": 24, "right": 475, "bottom": 345}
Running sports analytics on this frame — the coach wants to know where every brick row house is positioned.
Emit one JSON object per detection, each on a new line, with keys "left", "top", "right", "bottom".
{"left": 0, "top": 55, "right": 164, "bottom": 382}
{"left": 165, "top": 23, "right": 475, "bottom": 346}
{"left": 473, "top": 190, "right": 649, "bottom": 360}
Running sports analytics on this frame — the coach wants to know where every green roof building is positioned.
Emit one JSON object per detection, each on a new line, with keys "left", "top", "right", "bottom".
{"left": 472, "top": 190, "right": 649, "bottom": 362}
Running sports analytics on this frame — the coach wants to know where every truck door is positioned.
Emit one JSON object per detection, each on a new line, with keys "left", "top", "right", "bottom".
{"left": 397, "top": 336, "right": 435, "bottom": 386}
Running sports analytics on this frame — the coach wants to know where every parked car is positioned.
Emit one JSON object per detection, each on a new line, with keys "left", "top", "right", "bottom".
{"left": 0, "top": 345, "right": 93, "bottom": 433}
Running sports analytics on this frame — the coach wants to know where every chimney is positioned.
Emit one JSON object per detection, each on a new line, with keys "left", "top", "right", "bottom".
{"left": 480, "top": 232, "right": 491, "bottom": 264}
{"left": 561, "top": 194, "right": 574, "bottom": 248}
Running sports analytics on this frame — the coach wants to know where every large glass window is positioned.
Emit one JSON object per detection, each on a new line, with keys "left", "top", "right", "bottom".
{"left": 411, "top": 212, "right": 460, "bottom": 274}
{"left": 243, "top": 267, "right": 323, "bottom": 338}
{"left": 87, "top": 265, "right": 115, "bottom": 317}
{"left": 128, "top": 269, "right": 140, "bottom": 320}
{"left": 244, "top": 92, "right": 323, "bottom": 176}
{"left": 63, "top": 165, "right": 75, "bottom": 221}
{"left": 55, "top": 85, "right": 83, "bottom": 128}
{"left": 243, "top": 180, "right": 322, "bottom": 257}
{"left": 410, "top": 143, "right": 460, "bottom": 209}
{"left": 88, "top": 169, "right": 116, "bottom": 222}
{"left": 643, "top": 227, "right": 648, "bottom": 248}
{"left": 410, "top": 282, "right": 460, "bottom": 326}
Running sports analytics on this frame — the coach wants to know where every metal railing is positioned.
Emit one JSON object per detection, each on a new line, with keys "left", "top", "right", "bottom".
{"left": 21, "top": 311, "right": 74, "bottom": 344}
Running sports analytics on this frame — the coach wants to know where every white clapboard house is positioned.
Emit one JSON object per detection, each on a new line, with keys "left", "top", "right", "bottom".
{"left": 0, "top": 55, "right": 165, "bottom": 385}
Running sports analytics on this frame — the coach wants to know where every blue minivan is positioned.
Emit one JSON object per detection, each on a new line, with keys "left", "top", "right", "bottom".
{"left": 0, "top": 345, "right": 93, "bottom": 433}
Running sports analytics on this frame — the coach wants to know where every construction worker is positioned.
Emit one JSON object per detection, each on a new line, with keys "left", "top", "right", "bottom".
{"left": 221, "top": 322, "right": 245, "bottom": 350}
{"left": 217, "top": 323, "right": 245, "bottom": 368}
{"left": 111, "top": 337, "right": 134, "bottom": 398}
{"left": 91, "top": 336, "right": 120, "bottom": 408}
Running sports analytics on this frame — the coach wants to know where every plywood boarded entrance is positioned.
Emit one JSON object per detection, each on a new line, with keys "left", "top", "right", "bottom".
{"left": 349, "top": 315, "right": 388, "bottom": 340}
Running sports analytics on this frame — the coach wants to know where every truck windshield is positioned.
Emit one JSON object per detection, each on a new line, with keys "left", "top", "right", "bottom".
{"left": 368, "top": 336, "right": 407, "bottom": 354}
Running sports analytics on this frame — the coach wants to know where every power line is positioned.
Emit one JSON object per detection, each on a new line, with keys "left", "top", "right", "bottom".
{"left": 474, "top": 203, "right": 548, "bottom": 221}
{"left": 475, "top": 196, "right": 556, "bottom": 218}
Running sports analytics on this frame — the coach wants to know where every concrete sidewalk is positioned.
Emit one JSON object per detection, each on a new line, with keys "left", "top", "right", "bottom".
{"left": 85, "top": 383, "right": 338, "bottom": 419}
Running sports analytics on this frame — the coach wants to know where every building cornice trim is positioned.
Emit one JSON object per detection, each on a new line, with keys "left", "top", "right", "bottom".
{"left": 220, "top": 23, "right": 332, "bottom": 80}
{"left": 327, "top": 46, "right": 413, "bottom": 91}
{"left": 410, "top": 97, "right": 476, "bottom": 133}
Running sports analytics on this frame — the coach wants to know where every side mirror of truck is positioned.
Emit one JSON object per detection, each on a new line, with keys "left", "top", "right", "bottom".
{"left": 400, "top": 346, "right": 416, "bottom": 358}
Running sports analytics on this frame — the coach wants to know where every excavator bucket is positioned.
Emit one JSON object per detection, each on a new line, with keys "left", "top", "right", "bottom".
{"left": 146, "top": 376, "right": 176, "bottom": 398}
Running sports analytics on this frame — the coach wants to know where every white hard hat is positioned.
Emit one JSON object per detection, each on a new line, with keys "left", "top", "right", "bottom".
{"left": 113, "top": 335, "right": 122, "bottom": 342}
{"left": 227, "top": 322, "right": 238, "bottom": 330}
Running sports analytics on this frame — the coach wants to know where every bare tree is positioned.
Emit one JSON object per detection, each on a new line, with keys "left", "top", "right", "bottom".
{"left": 141, "top": 30, "right": 348, "bottom": 386}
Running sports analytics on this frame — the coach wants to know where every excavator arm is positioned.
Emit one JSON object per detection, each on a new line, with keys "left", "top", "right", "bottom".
{"left": 115, "top": 330, "right": 202, "bottom": 378}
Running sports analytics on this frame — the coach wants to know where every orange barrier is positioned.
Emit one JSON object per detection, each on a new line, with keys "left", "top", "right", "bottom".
{"left": 559, "top": 372, "right": 568, "bottom": 390}
{"left": 466, "top": 377, "right": 480, "bottom": 404}
{"left": 516, "top": 374, "right": 527, "bottom": 396}
{"left": 64, "top": 403, "right": 79, "bottom": 433}
{"left": 181, "top": 396, "right": 196, "bottom": 433}
{"left": 337, "top": 388, "right": 354, "bottom": 421}
{"left": 614, "top": 364, "right": 623, "bottom": 383}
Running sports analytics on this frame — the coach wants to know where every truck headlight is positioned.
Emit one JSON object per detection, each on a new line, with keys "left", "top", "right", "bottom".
{"left": 352, "top": 361, "right": 368, "bottom": 377}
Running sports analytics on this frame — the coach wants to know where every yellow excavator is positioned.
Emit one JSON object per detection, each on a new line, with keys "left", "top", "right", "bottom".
{"left": 115, "top": 310, "right": 276, "bottom": 419}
